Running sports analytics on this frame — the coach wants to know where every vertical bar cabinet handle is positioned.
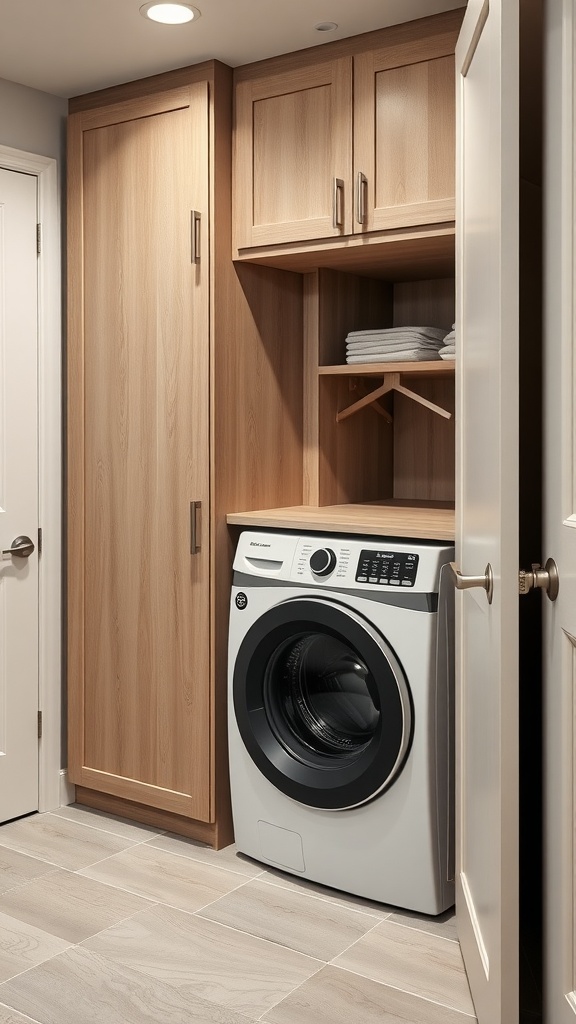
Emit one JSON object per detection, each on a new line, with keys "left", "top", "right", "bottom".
{"left": 191, "top": 210, "right": 201, "bottom": 264}
{"left": 332, "top": 178, "right": 344, "bottom": 230}
{"left": 356, "top": 171, "right": 367, "bottom": 226}
{"left": 190, "top": 500, "right": 201, "bottom": 554}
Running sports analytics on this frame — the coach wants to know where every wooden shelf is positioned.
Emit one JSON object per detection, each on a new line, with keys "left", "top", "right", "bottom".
{"left": 319, "top": 360, "right": 454, "bottom": 378}
{"left": 234, "top": 224, "right": 455, "bottom": 281}
{"left": 227, "top": 501, "right": 455, "bottom": 541}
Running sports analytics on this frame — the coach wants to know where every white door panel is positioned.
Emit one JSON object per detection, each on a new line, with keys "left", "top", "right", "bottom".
{"left": 0, "top": 167, "right": 39, "bottom": 822}
{"left": 456, "top": 1, "right": 519, "bottom": 1021}
{"left": 543, "top": 0, "right": 576, "bottom": 1018}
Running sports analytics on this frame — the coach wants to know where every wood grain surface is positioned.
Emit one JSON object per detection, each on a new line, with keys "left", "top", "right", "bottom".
{"left": 68, "top": 85, "right": 211, "bottom": 821}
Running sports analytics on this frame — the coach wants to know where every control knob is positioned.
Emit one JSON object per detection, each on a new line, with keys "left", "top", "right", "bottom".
{"left": 310, "top": 547, "right": 337, "bottom": 577}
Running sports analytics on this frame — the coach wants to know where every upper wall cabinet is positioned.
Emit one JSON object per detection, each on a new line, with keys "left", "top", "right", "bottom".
{"left": 234, "top": 58, "right": 353, "bottom": 247}
{"left": 233, "top": 10, "right": 462, "bottom": 257}
{"left": 354, "top": 46, "right": 455, "bottom": 233}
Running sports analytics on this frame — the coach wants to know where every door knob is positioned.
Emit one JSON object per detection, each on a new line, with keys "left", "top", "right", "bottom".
{"left": 518, "top": 558, "right": 559, "bottom": 601}
{"left": 449, "top": 562, "right": 494, "bottom": 604}
{"left": 2, "top": 535, "right": 35, "bottom": 559}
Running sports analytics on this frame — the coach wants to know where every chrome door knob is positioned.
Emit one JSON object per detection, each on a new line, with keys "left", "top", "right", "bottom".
{"left": 2, "top": 535, "right": 35, "bottom": 559}
{"left": 449, "top": 562, "right": 494, "bottom": 604}
{"left": 518, "top": 557, "right": 559, "bottom": 601}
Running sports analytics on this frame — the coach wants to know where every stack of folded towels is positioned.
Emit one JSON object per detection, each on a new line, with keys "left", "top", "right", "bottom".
{"left": 345, "top": 326, "right": 449, "bottom": 364}
{"left": 438, "top": 324, "right": 456, "bottom": 360}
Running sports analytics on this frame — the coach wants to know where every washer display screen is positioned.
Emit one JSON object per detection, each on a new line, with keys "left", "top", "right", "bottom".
{"left": 355, "top": 550, "right": 419, "bottom": 587}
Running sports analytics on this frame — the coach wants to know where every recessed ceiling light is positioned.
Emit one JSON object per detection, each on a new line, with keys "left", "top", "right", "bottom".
{"left": 140, "top": 3, "right": 201, "bottom": 24}
{"left": 314, "top": 21, "right": 338, "bottom": 32}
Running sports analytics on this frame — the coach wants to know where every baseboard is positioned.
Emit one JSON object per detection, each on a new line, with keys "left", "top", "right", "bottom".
{"left": 75, "top": 786, "right": 219, "bottom": 846}
{"left": 59, "top": 770, "right": 76, "bottom": 807}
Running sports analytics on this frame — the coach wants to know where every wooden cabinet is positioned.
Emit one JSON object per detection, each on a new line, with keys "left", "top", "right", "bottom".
{"left": 354, "top": 45, "right": 455, "bottom": 232}
{"left": 235, "top": 59, "right": 352, "bottom": 246}
{"left": 69, "top": 83, "right": 212, "bottom": 824}
{"left": 233, "top": 10, "right": 462, "bottom": 256}
{"left": 67, "top": 63, "right": 304, "bottom": 846}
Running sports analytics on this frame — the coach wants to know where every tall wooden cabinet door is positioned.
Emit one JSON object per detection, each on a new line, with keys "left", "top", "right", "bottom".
{"left": 234, "top": 59, "right": 352, "bottom": 250}
{"left": 68, "top": 84, "right": 212, "bottom": 821}
{"left": 354, "top": 32, "right": 457, "bottom": 233}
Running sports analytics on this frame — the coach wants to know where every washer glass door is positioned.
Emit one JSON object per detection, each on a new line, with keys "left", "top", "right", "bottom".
{"left": 233, "top": 598, "right": 413, "bottom": 809}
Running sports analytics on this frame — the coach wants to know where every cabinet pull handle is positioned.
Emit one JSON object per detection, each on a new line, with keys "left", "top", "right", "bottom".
{"left": 190, "top": 500, "right": 201, "bottom": 554}
{"left": 356, "top": 171, "right": 367, "bottom": 226}
{"left": 332, "top": 178, "right": 344, "bottom": 230}
{"left": 191, "top": 210, "right": 201, "bottom": 264}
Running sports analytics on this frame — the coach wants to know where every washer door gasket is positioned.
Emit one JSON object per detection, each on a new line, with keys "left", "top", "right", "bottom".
{"left": 233, "top": 598, "right": 413, "bottom": 810}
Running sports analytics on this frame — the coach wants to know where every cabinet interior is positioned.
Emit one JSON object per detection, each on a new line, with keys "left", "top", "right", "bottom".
{"left": 229, "top": 262, "right": 456, "bottom": 541}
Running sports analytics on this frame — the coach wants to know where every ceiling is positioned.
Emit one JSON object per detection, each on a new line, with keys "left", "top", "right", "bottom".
{"left": 0, "top": 0, "right": 463, "bottom": 99}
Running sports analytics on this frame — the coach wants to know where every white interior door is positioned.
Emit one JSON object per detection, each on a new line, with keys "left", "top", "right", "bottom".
{"left": 455, "top": 2, "right": 519, "bottom": 1021}
{"left": 543, "top": 1, "right": 576, "bottom": 1019}
{"left": 0, "top": 167, "right": 39, "bottom": 823}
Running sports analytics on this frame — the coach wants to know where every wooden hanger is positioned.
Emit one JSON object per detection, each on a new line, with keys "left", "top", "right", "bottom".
{"left": 336, "top": 372, "right": 452, "bottom": 424}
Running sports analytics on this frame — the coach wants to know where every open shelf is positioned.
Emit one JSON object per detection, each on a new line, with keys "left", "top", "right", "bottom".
{"left": 234, "top": 224, "right": 455, "bottom": 281}
{"left": 319, "top": 360, "right": 454, "bottom": 378}
{"left": 227, "top": 501, "right": 455, "bottom": 541}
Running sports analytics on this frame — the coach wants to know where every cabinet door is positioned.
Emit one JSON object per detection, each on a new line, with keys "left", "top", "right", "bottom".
{"left": 234, "top": 59, "right": 352, "bottom": 250}
{"left": 354, "top": 34, "right": 457, "bottom": 233}
{"left": 68, "top": 85, "right": 211, "bottom": 821}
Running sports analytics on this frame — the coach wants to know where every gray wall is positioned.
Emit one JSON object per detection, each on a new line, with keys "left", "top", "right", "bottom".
{"left": 0, "top": 77, "right": 67, "bottom": 164}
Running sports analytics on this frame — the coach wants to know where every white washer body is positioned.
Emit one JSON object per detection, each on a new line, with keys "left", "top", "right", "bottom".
{"left": 228, "top": 530, "right": 455, "bottom": 915}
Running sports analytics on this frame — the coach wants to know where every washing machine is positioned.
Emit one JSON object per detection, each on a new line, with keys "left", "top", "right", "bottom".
{"left": 228, "top": 529, "right": 455, "bottom": 914}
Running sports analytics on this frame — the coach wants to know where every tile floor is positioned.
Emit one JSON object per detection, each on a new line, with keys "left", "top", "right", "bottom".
{"left": 0, "top": 805, "right": 477, "bottom": 1023}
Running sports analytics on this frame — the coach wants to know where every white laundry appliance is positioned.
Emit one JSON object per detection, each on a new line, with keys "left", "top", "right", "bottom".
{"left": 228, "top": 529, "right": 455, "bottom": 914}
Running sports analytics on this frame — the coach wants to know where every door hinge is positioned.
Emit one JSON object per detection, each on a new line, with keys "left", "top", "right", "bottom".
{"left": 36, "top": 223, "right": 42, "bottom": 255}
{"left": 38, "top": 527, "right": 42, "bottom": 555}
{"left": 38, "top": 711, "right": 42, "bottom": 739}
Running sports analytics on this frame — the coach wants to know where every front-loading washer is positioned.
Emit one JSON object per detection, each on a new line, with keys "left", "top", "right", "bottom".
{"left": 228, "top": 529, "right": 454, "bottom": 914}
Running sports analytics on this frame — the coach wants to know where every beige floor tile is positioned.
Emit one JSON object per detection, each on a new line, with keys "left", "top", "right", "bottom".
{"left": 0, "top": 848, "right": 56, "bottom": 897}
{"left": 146, "top": 834, "right": 265, "bottom": 878}
{"left": 0, "top": 911, "right": 70, "bottom": 983}
{"left": 199, "top": 878, "right": 378, "bottom": 960}
{"left": 333, "top": 919, "right": 475, "bottom": 1016}
{"left": 0, "top": 814, "right": 137, "bottom": 871}
{"left": 0, "top": 1003, "right": 42, "bottom": 1024}
{"left": 51, "top": 804, "right": 164, "bottom": 842}
{"left": 262, "top": 965, "right": 477, "bottom": 1024}
{"left": 83, "top": 902, "right": 323, "bottom": 1018}
{"left": 79, "top": 843, "right": 247, "bottom": 914}
{"left": 0, "top": 869, "right": 151, "bottom": 944}
{"left": 260, "top": 867, "right": 393, "bottom": 919}
{"left": 0, "top": 946, "right": 255, "bottom": 1024}
{"left": 387, "top": 906, "right": 458, "bottom": 942}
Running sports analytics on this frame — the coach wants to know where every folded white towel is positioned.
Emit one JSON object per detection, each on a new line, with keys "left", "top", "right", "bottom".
{"left": 439, "top": 350, "right": 455, "bottom": 360}
{"left": 346, "top": 336, "right": 439, "bottom": 349}
{"left": 347, "top": 341, "right": 444, "bottom": 357}
{"left": 347, "top": 346, "right": 443, "bottom": 361}
{"left": 346, "top": 349, "right": 441, "bottom": 364}
{"left": 346, "top": 325, "right": 448, "bottom": 342}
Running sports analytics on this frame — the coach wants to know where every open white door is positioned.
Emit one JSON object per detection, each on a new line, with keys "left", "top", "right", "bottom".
{"left": 543, "top": 1, "right": 576, "bottom": 1019}
{"left": 455, "top": 2, "right": 519, "bottom": 1021}
{"left": 0, "top": 167, "right": 40, "bottom": 822}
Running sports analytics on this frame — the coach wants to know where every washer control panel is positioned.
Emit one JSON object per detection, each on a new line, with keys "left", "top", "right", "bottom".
{"left": 355, "top": 549, "right": 419, "bottom": 587}
{"left": 234, "top": 531, "right": 453, "bottom": 595}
